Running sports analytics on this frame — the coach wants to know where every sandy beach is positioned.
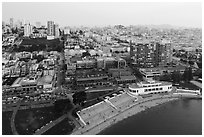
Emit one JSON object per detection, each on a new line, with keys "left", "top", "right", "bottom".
{"left": 71, "top": 95, "right": 180, "bottom": 135}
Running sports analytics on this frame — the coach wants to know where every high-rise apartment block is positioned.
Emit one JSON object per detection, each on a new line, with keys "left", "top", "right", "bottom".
{"left": 132, "top": 40, "right": 172, "bottom": 68}
{"left": 155, "top": 40, "right": 172, "bottom": 67}
{"left": 135, "top": 42, "right": 155, "bottom": 68}
{"left": 54, "top": 24, "right": 59, "bottom": 38}
{"left": 47, "top": 21, "right": 60, "bottom": 39}
{"left": 10, "top": 18, "right": 14, "bottom": 28}
{"left": 47, "top": 21, "right": 55, "bottom": 36}
{"left": 24, "top": 23, "right": 33, "bottom": 37}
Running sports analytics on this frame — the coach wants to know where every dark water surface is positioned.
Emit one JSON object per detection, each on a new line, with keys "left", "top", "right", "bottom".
{"left": 99, "top": 99, "right": 202, "bottom": 135}
{"left": 2, "top": 111, "right": 13, "bottom": 135}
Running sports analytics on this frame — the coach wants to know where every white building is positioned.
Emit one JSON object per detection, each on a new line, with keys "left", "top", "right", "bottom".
{"left": 24, "top": 23, "right": 33, "bottom": 37}
{"left": 64, "top": 27, "right": 70, "bottom": 34}
{"left": 128, "top": 80, "right": 172, "bottom": 96}
{"left": 47, "top": 35, "right": 55, "bottom": 40}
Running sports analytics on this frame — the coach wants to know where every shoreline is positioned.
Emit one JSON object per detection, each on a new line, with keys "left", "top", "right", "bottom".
{"left": 71, "top": 95, "right": 180, "bottom": 135}
{"left": 98, "top": 98, "right": 178, "bottom": 135}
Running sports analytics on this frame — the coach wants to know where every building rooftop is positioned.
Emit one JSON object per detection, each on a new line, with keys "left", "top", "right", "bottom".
{"left": 140, "top": 65, "right": 187, "bottom": 73}
{"left": 86, "top": 86, "right": 116, "bottom": 92}
{"left": 76, "top": 75, "right": 108, "bottom": 81}
{"left": 20, "top": 78, "right": 37, "bottom": 86}
{"left": 76, "top": 69, "right": 107, "bottom": 77}
{"left": 129, "top": 80, "right": 171, "bottom": 89}
{"left": 116, "top": 75, "right": 136, "bottom": 81}
{"left": 37, "top": 75, "right": 53, "bottom": 85}
{"left": 11, "top": 77, "right": 24, "bottom": 87}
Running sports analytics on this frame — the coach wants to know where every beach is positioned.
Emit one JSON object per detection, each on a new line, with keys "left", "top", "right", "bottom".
{"left": 71, "top": 94, "right": 180, "bottom": 135}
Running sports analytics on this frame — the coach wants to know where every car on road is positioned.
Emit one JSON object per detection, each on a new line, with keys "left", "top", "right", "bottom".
{"left": 2, "top": 100, "right": 6, "bottom": 104}
{"left": 7, "top": 97, "right": 12, "bottom": 101}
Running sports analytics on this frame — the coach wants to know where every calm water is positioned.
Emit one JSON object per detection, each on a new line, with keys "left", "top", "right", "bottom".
{"left": 2, "top": 111, "right": 13, "bottom": 135}
{"left": 99, "top": 99, "right": 202, "bottom": 135}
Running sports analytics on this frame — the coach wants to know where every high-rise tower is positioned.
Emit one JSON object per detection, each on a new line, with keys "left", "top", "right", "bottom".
{"left": 47, "top": 21, "right": 55, "bottom": 36}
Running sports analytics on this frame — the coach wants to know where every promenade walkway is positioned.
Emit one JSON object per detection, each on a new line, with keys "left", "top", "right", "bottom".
{"left": 72, "top": 88, "right": 202, "bottom": 135}
{"left": 3, "top": 100, "right": 54, "bottom": 112}
{"left": 66, "top": 93, "right": 81, "bottom": 132}
{"left": 10, "top": 101, "right": 21, "bottom": 135}
{"left": 104, "top": 99, "right": 117, "bottom": 110}
{"left": 34, "top": 93, "right": 81, "bottom": 135}
{"left": 34, "top": 114, "right": 68, "bottom": 135}
{"left": 190, "top": 80, "right": 202, "bottom": 89}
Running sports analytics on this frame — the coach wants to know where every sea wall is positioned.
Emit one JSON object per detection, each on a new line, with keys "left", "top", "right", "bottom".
{"left": 72, "top": 95, "right": 179, "bottom": 135}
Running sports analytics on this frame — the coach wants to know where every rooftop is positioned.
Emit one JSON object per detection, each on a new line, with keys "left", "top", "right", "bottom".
{"left": 11, "top": 77, "right": 24, "bottom": 87}
{"left": 76, "top": 69, "right": 107, "bottom": 78}
{"left": 116, "top": 75, "right": 136, "bottom": 81}
{"left": 76, "top": 76, "right": 108, "bottom": 81}
{"left": 140, "top": 65, "right": 187, "bottom": 73}
{"left": 37, "top": 75, "right": 53, "bottom": 85}
{"left": 129, "top": 80, "right": 171, "bottom": 89}
{"left": 21, "top": 78, "right": 37, "bottom": 86}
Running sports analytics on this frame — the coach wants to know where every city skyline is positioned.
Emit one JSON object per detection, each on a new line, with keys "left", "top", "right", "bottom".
{"left": 2, "top": 2, "right": 202, "bottom": 28}
{"left": 2, "top": 2, "right": 202, "bottom": 135}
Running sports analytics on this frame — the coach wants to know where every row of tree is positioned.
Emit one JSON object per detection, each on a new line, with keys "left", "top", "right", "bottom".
{"left": 180, "top": 58, "right": 195, "bottom": 65}
{"left": 54, "top": 99, "right": 73, "bottom": 116}
{"left": 12, "top": 38, "right": 64, "bottom": 52}
{"left": 72, "top": 91, "right": 87, "bottom": 105}
{"left": 160, "top": 67, "right": 193, "bottom": 83}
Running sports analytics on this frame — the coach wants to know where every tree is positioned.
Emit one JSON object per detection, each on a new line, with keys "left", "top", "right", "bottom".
{"left": 160, "top": 73, "right": 171, "bottom": 81}
{"left": 95, "top": 53, "right": 99, "bottom": 57}
{"left": 6, "top": 29, "right": 10, "bottom": 34}
{"left": 188, "top": 60, "right": 194, "bottom": 65}
{"left": 193, "top": 69, "right": 202, "bottom": 78}
{"left": 63, "top": 64, "right": 67, "bottom": 71}
{"left": 61, "top": 71, "right": 66, "bottom": 85}
{"left": 171, "top": 71, "right": 181, "bottom": 83}
{"left": 132, "top": 68, "right": 144, "bottom": 81}
{"left": 72, "top": 91, "right": 87, "bottom": 105}
{"left": 11, "top": 27, "right": 18, "bottom": 34}
{"left": 79, "top": 30, "right": 83, "bottom": 35}
{"left": 121, "top": 51, "right": 125, "bottom": 54}
{"left": 115, "top": 51, "right": 119, "bottom": 54}
{"left": 82, "top": 51, "right": 91, "bottom": 58}
{"left": 34, "top": 54, "right": 45, "bottom": 63}
{"left": 57, "top": 70, "right": 65, "bottom": 87}
{"left": 183, "top": 67, "right": 193, "bottom": 82}
{"left": 54, "top": 99, "right": 73, "bottom": 116}
{"left": 71, "top": 77, "right": 77, "bottom": 90}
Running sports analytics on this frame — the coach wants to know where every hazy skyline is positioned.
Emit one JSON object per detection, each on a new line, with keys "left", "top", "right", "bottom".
{"left": 2, "top": 2, "right": 202, "bottom": 28}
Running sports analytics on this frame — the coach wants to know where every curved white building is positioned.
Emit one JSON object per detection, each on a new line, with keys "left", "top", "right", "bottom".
{"left": 128, "top": 80, "right": 172, "bottom": 96}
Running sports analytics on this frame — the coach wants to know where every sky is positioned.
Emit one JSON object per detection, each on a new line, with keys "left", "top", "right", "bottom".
{"left": 2, "top": 2, "right": 202, "bottom": 28}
